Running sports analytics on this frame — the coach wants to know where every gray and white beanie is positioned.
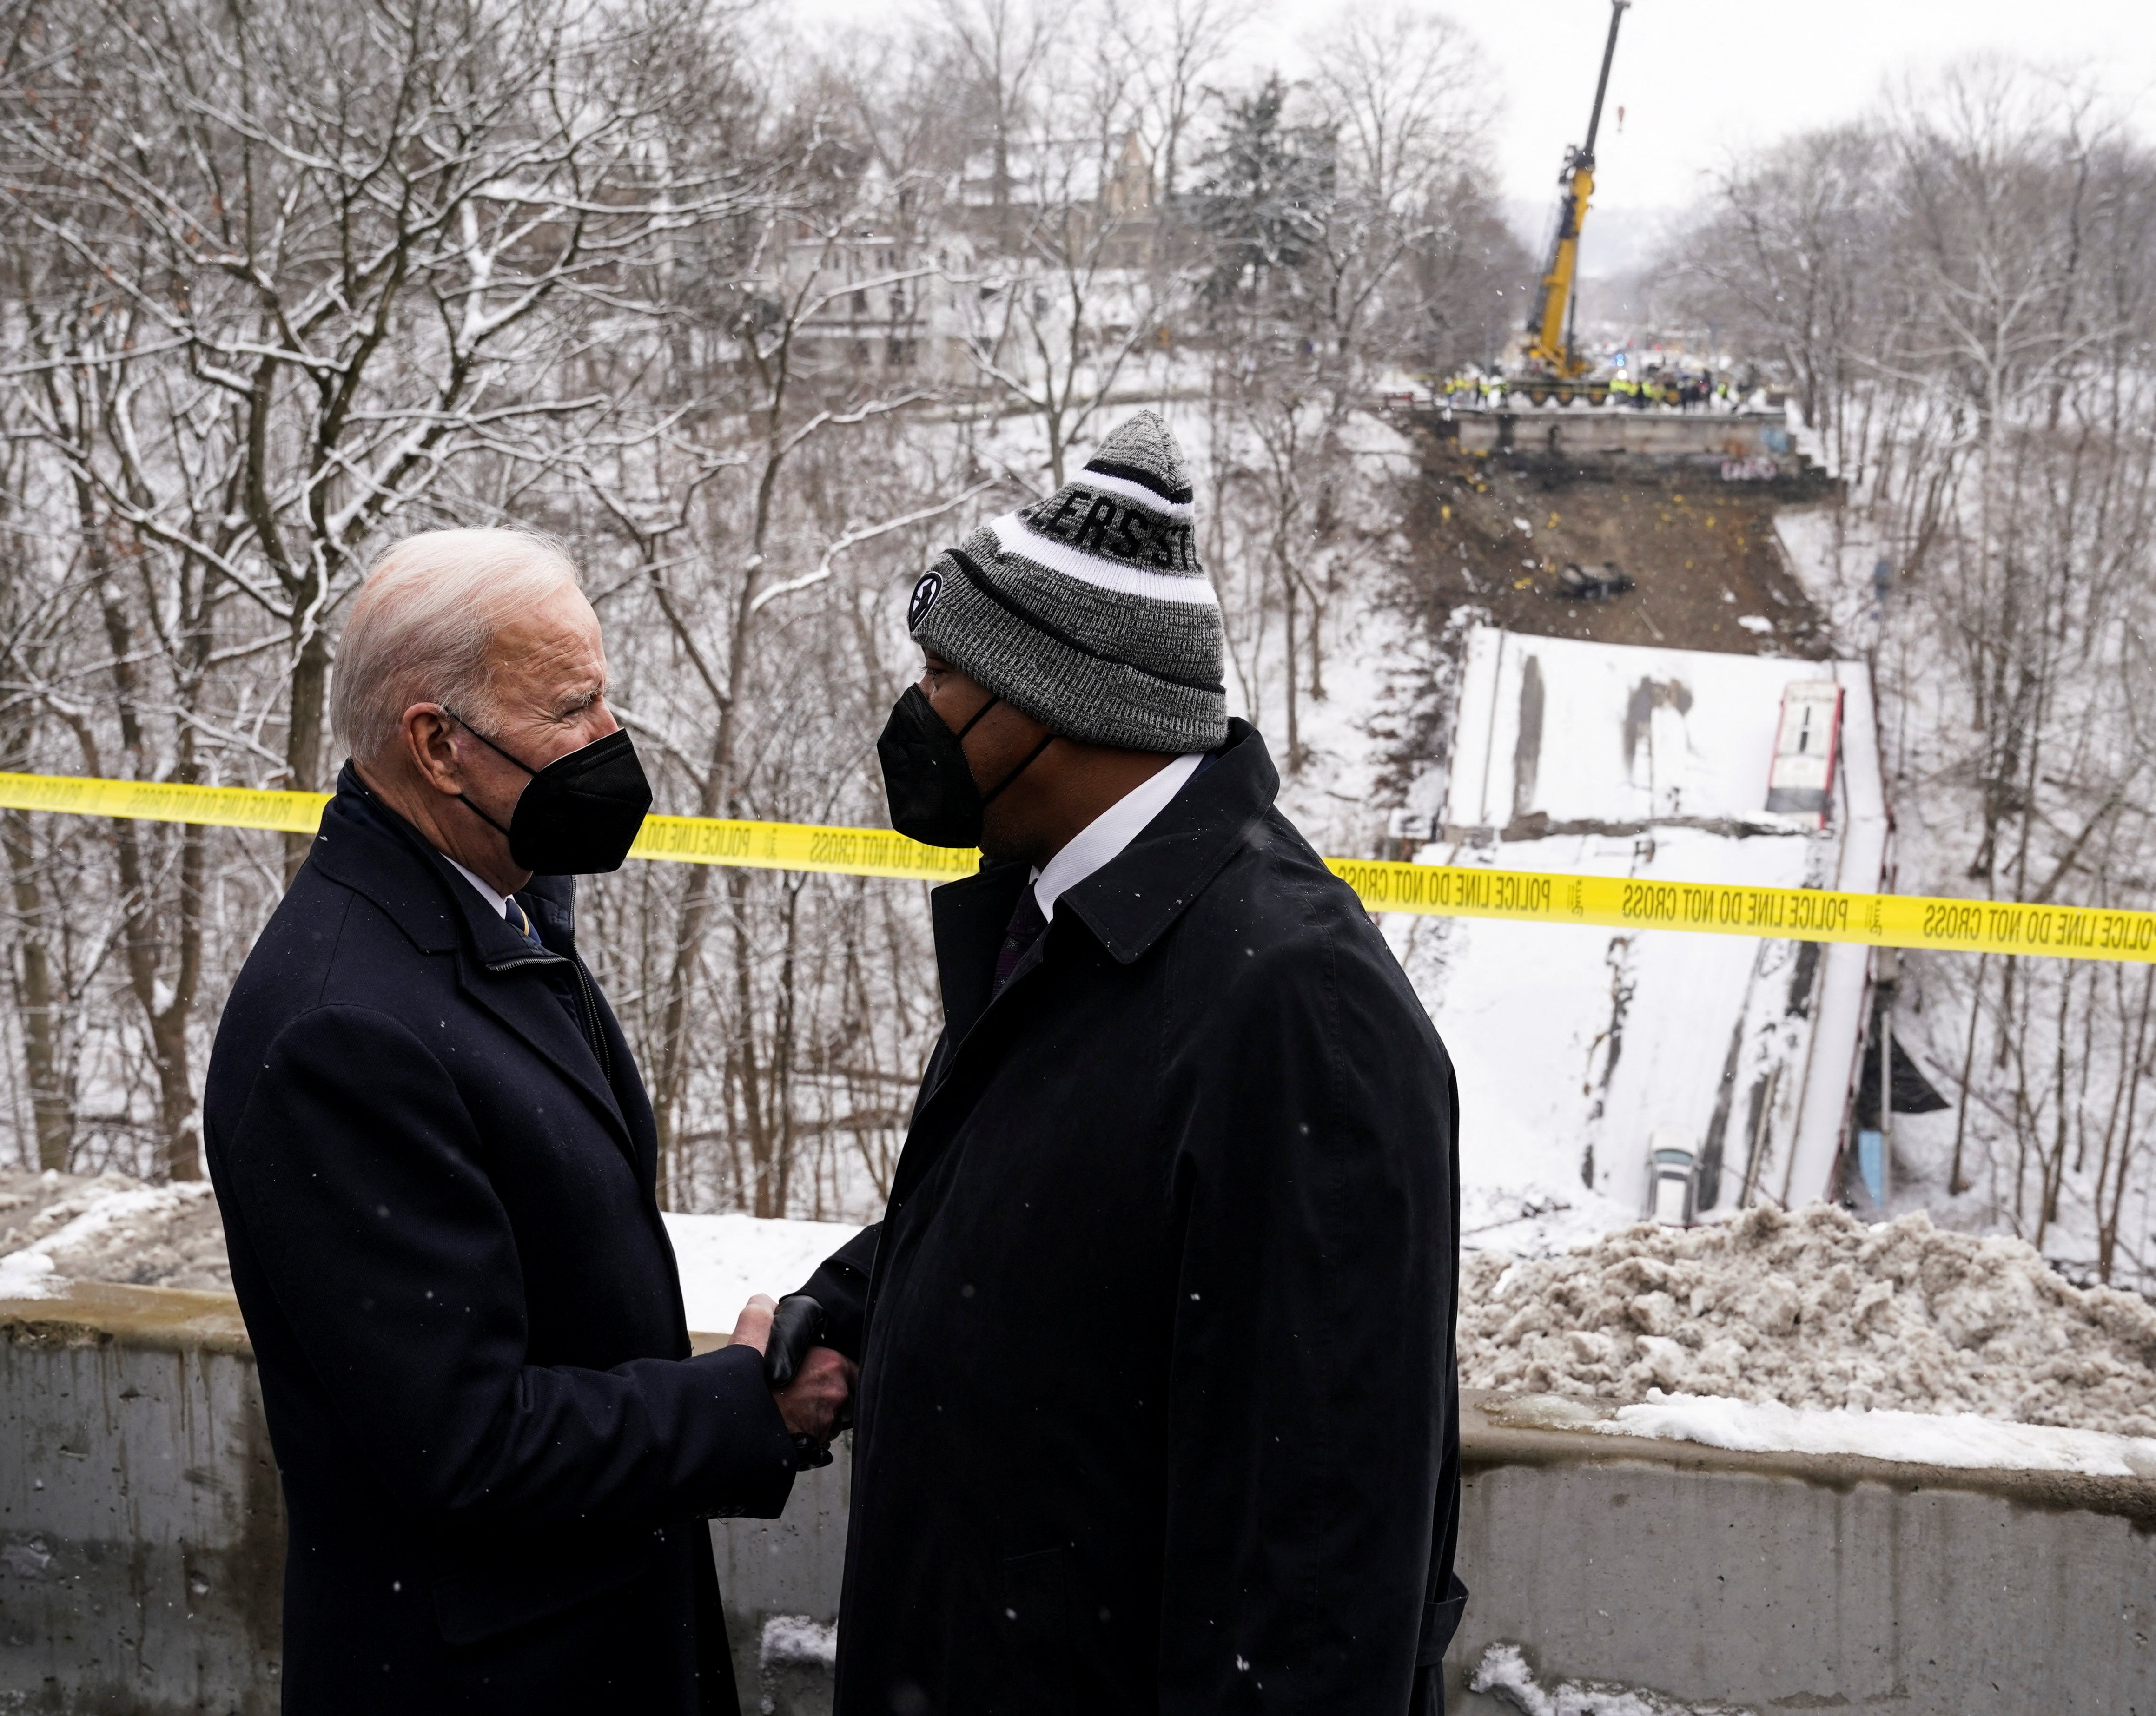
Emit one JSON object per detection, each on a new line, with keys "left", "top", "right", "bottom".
{"left": 906, "top": 411, "right": 1228, "bottom": 754}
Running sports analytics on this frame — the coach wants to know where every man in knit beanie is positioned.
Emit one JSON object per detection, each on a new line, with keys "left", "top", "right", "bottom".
{"left": 789, "top": 410, "right": 1466, "bottom": 1714}
{"left": 869, "top": 410, "right": 1230, "bottom": 864}
{"left": 910, "top": 409, "right": 1227, "bottom": 755}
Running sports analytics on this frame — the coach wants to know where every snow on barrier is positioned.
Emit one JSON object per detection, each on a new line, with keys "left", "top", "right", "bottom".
{"left": 7, "top": 1279, "right": 2151, "bottom": 1716}
{"left": 0, "top": 769, "right": 2150, "bottom": 963}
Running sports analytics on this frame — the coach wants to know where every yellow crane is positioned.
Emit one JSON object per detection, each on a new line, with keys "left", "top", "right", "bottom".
{"left": 1525, "top": 0, "right": 1630, "bottom": 376}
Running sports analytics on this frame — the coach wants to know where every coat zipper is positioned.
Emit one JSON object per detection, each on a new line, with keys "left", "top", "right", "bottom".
{"left": 486, "top": 944, "right": 612, "bottom": 1084}
{"left": 568, "top": 955, "right": 613, "bottom": 1083}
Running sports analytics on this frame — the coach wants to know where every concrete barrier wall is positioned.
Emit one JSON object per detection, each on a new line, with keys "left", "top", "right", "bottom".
{"left": 713, "top": 1443, "right": 850, "bottom": 1712}
{"left": 8, "top": 1284, "right": 2154, "bottom": 1715}
{"left": 1450, "top": 1399, "right": 2156, "bottom": 1715}
{"left": 0, "top": 1284, "right": 283, "bottom": 1716}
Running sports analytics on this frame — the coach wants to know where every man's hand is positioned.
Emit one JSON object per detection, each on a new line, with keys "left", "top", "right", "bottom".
{"left": 728, "top": 1293, "right": 777, "bottom": 1355}
{"left": 774, "top": 1346, "right": 856, "bottom": 1441}
{"left": 727, "top": 1294, "right": 855, "bottom": 1443}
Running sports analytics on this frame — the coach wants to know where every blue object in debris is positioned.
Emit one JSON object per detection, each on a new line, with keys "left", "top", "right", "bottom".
{"left": 1857, "top": 1130, "right": 1885, "bottom": 1205}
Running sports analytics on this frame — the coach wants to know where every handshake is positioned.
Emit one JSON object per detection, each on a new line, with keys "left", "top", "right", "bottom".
{"left": 731, "top": 1293, "right": 856, "bottom": 1468}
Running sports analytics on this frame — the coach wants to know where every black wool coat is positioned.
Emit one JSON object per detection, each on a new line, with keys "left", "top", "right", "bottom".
{"left": 797, "top": 721, "right": 1466, "bottom": 1715}
{"left": 203, "top": 768, "right": 799, "bottom": 1716}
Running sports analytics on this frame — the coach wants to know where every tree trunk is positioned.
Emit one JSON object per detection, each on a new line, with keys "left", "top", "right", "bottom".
{"left": 729, "top": 869, "right": 777, "bottom": 1216}
{"left": 1280, "top": 545, "right": 1301, "bottom": 769}
{"left": 283, "top": 615, "right": 333, "bottom": 883}
{"left": 1, "top": 803, "right": 72, "bottom": 1170}
{"left": 651, "top": 725, "right": 730, "bottom": 1204}
{"left": 152, "top": 811, "right": 207, "bottom": 1182}
{"left": 2099, "top": 966, "right": 2154, "bottom": 1283}
{"left": 770, "top": 877, "right": 805, "bottom": 1220}
{"left": 1949, "top": 951, "right": 1986, "bottom": 1195}
{"left": 650, "top": 387, "right": 788, "bottom": 1199}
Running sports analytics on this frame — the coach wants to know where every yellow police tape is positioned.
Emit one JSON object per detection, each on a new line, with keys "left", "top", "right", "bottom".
{"left": 2, "top": 769, "right": 2150, "bottom": 964}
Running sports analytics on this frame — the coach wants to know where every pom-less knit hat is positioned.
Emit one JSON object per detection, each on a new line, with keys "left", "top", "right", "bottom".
{"left": 905, "top": 411, "right": 1228, "bottom": 755}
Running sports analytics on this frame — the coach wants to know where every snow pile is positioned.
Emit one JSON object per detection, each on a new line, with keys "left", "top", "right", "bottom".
{"left": 760, "top": 1615, "right": 838, "bottom": 1669}
{"left": 661, "top": 1211, "right": 863, "bottom": 1336}
{"left": 14, "top": 1164, "right": 2156, "bottom": 1457}
{"left": 1600, "top": 1393, "right": 2156, "bottom": 1477}
{"left": 1470, "top": 1643, "right": 1753, "bottom": 1716}
{"left": 0, "top": 1169, "right": 228, "bottom": 1298}
{"left": 1462, "top": 1201, "right": 2156, "bottom": 1436}
{"left": 0, "top": 1172, "right": 856, "bottom": 1327}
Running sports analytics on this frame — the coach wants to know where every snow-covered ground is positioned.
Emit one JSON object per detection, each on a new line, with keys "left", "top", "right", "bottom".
{"left": 0, "top": 1169, "right": 859, "bottom": 1344}
{"left": 664, "top": 1210, "right": 862, "bottom": 1335}
{"left": 1593, "top": 1393, "right": 2156, "bottom": 1477}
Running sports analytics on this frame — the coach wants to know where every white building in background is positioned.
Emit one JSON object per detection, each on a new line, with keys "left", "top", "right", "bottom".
{"left": 758, "top": 134, "right": 1164, "bottom": 391}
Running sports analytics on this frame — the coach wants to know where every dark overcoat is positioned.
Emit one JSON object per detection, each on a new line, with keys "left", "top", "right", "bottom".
{"left": 798, "top": 721, "right": 1466, "bottom": 1715}
{"left": 203, "top": 768, "right": 798, "bottom": 1715}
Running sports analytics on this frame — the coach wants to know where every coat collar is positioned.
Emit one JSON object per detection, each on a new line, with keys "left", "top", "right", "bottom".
{"left": 900, "top": 722, "right": 1278, "bottom": 1201}
{"left": 307, "top": 765, "right": 465, "bottom": 955}
{"left": 930, "top": 861, "right": 1034, "bottom": 1049}
{"left": 924, "top": 720, "right": 1277, "bottom": 1044}
{"left": 312, "top": 763, "right": 591, "bottom": 965}
{"left": 307, "top": 766, "right": 632, "bottom": 1151}
{"left": 1055, "top": 718, "right": 1277, "bottom": 964}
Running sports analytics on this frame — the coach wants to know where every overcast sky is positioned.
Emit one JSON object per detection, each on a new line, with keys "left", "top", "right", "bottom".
{"left": 1448, "top": 0, "right": 2156, "bottom": 214}
{"left": 785, "top": 0, "right": 2156, "bottom": 222}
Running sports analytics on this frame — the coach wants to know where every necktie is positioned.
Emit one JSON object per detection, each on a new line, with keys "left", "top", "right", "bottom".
{"left": 505, "top": 898, "right": 544, "bottom": 950}
{"left": 992, "top": 886, "right": 1049, "bottom": 996}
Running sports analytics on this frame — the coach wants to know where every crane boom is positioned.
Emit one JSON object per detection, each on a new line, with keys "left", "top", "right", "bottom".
{"left": 1525, "top": 0, "right": 1629, "bottom": 376}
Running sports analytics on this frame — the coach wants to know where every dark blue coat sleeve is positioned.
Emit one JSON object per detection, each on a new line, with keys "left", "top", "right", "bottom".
{"left": 221, "top": 1004, "right": 799, "bottom": 1530}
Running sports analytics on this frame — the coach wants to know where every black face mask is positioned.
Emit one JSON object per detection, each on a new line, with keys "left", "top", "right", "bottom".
{"left": 448, "top": 713, "right": 653, "bottom": 875}
{"left": 877, "top": 685, "right": 1054, "bottom": 848}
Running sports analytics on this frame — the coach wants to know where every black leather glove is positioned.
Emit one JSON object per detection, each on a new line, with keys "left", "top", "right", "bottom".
{"left": 764, "top": 1293, "right": 827, "bottom": 1389}
{"left": 766, "top": 1294, "right": 847, "bottom": 1468}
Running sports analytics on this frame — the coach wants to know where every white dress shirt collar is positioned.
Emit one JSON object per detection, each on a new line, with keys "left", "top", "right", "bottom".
{"left": 445, "top": 856, "right": 512, "bottom": 922}
{"left": 1032, "top": 751, "right": 1205, "bottom": 918}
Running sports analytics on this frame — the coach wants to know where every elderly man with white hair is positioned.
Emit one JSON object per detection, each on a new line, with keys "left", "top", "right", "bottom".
{"left": 203, "top": 529, "right": 851, "bottom": 1716}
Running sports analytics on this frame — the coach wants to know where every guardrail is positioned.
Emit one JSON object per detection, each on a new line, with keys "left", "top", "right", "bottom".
{"left": 7, "top": 1280, "right": 2151, "bottom": 1716}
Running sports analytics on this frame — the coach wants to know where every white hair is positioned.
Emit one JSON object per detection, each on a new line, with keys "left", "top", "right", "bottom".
{"left": 332, "top": 529, "right": 583, "bottom": 766}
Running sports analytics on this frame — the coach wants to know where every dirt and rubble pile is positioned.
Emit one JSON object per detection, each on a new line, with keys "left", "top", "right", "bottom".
{"left": 1462, "top": 1201, "right": 2156, "bottom": 1437}
{"left": 0, "top": 1168, "right": 230, "bottom": 1294}
{"left": 1400, "top": 452, "right": 1835, "bottom": 660}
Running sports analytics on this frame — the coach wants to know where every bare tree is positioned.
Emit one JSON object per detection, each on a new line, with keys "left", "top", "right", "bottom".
{"left": 956, "top": 19, "right": 1174, "bottom": 488}
{"left": 1667, "top": 125, "right": 1885, "bottom": 457}
{"left": 0, "top": 0, "right": 1537, "bottom": 1228}
{"left": 3, "top": 0, "right": 759, "bottom": 873}
{"left": 1123, "top": 0, "right": 1237, "bottom": 211}
{"left": 1680, "top": 64, "right": 2156, "bottom": 1283}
